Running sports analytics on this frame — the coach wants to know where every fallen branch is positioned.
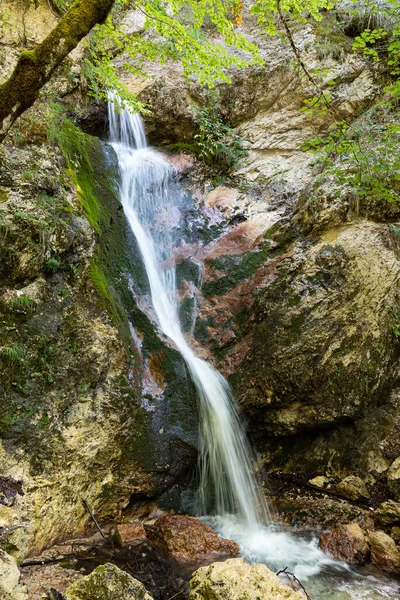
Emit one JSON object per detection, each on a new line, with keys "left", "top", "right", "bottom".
{"left": 82, "top": 498, "right": 111, "bottom": 546}
{"left": 276, "top": 566, "right": 312, "bottom": 600}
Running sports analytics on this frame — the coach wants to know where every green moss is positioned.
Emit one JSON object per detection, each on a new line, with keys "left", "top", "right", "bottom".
{"left": 52, "top": 120, "right": 103, "bottom": 232}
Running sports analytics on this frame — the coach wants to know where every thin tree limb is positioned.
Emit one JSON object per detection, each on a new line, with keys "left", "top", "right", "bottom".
{"left": 0, "top": 0, "right": 116, "bottom": 142}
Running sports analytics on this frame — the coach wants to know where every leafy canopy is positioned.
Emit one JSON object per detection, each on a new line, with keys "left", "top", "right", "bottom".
{"left": 84, "top": 0, "right": 336, "bottom": 110}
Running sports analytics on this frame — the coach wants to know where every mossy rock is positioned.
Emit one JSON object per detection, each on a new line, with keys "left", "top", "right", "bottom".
{"left": 65, "top": 563, "right": 154, "bottom": 600}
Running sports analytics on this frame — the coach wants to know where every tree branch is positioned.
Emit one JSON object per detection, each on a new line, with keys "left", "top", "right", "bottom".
{"left": 0, "top": 0, "right": 116, "bottom": 142}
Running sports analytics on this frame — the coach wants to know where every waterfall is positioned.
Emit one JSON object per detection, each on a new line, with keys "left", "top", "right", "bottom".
{"left": 105, "top": 97, "right": 400, "bottom": 598}
{"left": 108, "top": 95, "right": 271, "bottom": 530}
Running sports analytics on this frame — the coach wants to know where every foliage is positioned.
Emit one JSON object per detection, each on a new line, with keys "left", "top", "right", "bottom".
{"left": 304, "top": 108, "right": 400, "bottom": 205}
{"left": 45, "top": 257, "right": 61, "bottom": 272}
{"left": 84, "top": 0, "right": 340, "bottom": 110}
{"left": 1, "top": 346, "right": 25, "bottom": 362}
{"left": 297, "top": 1, "right": 400, "bottom": 206}
{"left": 194, "top": 99, "right": 246, "bottom": 172}
{"left": 12, "top": 295, "right": 35, "bottom": 314}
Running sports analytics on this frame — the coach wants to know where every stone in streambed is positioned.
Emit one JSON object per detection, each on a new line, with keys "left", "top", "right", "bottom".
{"left": 367, "top": 530, "right": 400, "bottom": 573}
{"left": 335, "top": 476, "right": 369, "bottom": 501}
{"left": 387, "top": 457, "right": 400, "bottom": 501}
{"left": 375, "top": 500, "right": 400, "bottom": 527}
{"left": 64, "top": 563, "right": 153, "bottom": 599}
{"left": 308, "top": 476, "right": 331, "bottom": 489}
{"left": 117, "top": 521, "right": 146, "bottom": 544}
{"left": 147, "top": 515, "right": 239, "bottom": 561}
{"left": 0, "top": 550, "right": 28, "bottom": 600}
{"left": 319, "top": 523, "right": 369, "bottom": 564}
{"left": 188, "top": 558, "right": 306, "bottom": 600}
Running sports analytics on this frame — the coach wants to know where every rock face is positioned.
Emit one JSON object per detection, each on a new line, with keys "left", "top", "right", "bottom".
{"left": 147, "top": 515, "right": 239, "bottom": 561}
{"left": 367, "top": 531, "right": 400, "bottom": 573}
{"left": 319, "top": 523, "right": 369, "bottom": 564}
{"left": 0, "top": 126, "right": 198, "bottom": 557}
{"left": 224, "top": 220, "right": 400, "bottom": 480}
{"left": 0, "top": 550, "right": 27, "bottom": 600}
{"left": 65, "top": 563, "right": 154, "bottom": 600}
{"left": 188, "top": 558, "right": 305, "bottom": 600}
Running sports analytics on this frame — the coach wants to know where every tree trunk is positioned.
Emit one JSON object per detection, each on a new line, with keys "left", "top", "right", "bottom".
{"left": 0, "top": 0, "right": 116, "bottom": 142}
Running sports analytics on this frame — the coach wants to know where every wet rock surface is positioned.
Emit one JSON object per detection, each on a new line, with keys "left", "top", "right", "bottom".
{"left": 319, "top": 523, "right": 369, "bottom": 564}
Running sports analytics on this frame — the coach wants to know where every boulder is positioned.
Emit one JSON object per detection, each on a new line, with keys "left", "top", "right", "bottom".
{"left": 0, "top": 550, "right": 28, "bottom": 600}
{"left": 387, "top": 457, "right": 400, "bottom": 500}
{"left": 336, "top": 476, "right": 369, "bottom": 501}
{"left": 319, "top": 523, "right": 369, "bottom": 564}
{"left": 375, "top": 500, "right": 400, "bottom": 527}
{"left": 147, "top": 515, "right": 239, "bottom": 561}
{"left": 65, "top": 563, "right": 154, "bottom": 600}
{"left": 188, "top": 558, "right": 305, "bottom": 600}
{"left": 367, "top": 530, "right": 400, "bottom": 573}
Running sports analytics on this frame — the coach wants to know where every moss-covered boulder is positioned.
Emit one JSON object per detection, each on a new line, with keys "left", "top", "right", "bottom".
{"left": 188, "top": 558, "right": 305, "bottom": 600}
{"left": 65, "top": 563, "right": 153, "bottom": 600}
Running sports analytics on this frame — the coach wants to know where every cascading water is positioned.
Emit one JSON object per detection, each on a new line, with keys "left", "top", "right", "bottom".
{"left": 108, "top": 96, "right": 400, "bottom": 599}
{"left": 108, "top": 93, "right": 270, "bottom": 530}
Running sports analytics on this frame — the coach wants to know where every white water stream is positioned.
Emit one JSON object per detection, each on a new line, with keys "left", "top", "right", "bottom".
{"left": 108, "top": 97, "right": 400, "bottom": 599}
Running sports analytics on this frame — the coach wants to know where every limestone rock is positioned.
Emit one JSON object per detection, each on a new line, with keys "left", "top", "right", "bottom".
{"left": 375, "top": 501, "right": 400, "bottom": 527}
{"left": 336, "top": 476, "right": 369, "bottom": 501}
{"left": 0, "top": 550, "right": 28, "bottom": 600}
{"left": 367, "top": 530, "right": 400, "bottom": 573}
{"left": 65, "top": 563, "right": 153, "bottom": 600}
{"left": 319, "top": 523, "right": 369, "bottom": 564}
{"left": 308, "top": 476, "right": 330, "bottom": 489}
{"left": 0, "top": 504, "right": 18, "bottom": 528}
{"left": 147, "top": 515, "right": 239, "bottom": 561}
{"left": 188, "top": 558, "right": 305, "bottom": 600}
{"left": 231, "top": 222, "right": 400, "bottom": 479}
{"left": 387, "top": 457, "right": 400, "bottom": 500}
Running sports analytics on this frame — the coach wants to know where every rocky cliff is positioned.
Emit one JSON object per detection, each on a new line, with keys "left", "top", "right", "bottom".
{"left": 1, "top": 0, "right": 400, "bottom": 568}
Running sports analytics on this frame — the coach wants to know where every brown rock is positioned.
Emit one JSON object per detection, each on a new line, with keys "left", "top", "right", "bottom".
{"left": 147, "top": 515, "right": 239, "bottom": 561}
{"left": 367, "top": 530, "right": 400, "bottom": 573}
{"left": 319, "top": 523, "right": 369, "bottom": 564}
{"left": 117, "top": 522, "right": 146, "bottom": 544}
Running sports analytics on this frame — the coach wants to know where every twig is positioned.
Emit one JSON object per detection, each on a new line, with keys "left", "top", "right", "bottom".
{"left": 167, "top": 591, "right": 184, "bottom": 600}
{"left": 82, "top": 498, "right": 110, "bottom": 546}
{"left": 276, "top": 566, "right": 313, "bottom": 600}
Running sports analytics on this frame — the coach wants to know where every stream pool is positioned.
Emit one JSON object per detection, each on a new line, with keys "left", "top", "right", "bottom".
{"left": 207, "top": 515, "right": 400, "bottom": 599}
